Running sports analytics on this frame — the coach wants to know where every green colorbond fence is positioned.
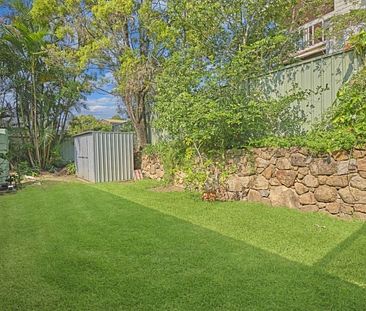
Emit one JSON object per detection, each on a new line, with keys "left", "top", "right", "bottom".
{"left": 255, "top": 50, "right": 363, "bottom": 125}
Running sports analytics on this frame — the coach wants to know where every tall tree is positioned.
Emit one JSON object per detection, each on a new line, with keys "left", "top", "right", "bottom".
{"left": 0, "top": 1, "right": 90, "bottom": 168}
{"left": 31, "top": 0, "right": 168, "bottom": 149}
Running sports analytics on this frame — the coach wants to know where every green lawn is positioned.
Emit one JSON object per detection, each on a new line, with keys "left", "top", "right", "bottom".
{"left": 0, "top": 180, "right": 365, "bottom": 310}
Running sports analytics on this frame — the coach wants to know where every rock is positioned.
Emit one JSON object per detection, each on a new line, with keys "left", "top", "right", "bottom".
{"left": 326, "top": 202, "right": 341, "bottom": 214}
{"left": 298, "top": 167, "right": 310, "bottom": 176}
{"left": 299, "top": 192, "right": 317, "bottom": 205}
{"left": 258, "top": 150, "right": 273, "bottom": 161}
{"left": 291, "top": 153, "right": 310, "bottom": 167}
{"left": 259, "top": 189, "right": 270, "bottom": 198}
{"left": 295, "top": 182, "right": 309, "bottom": 195}
{"left": 336, "top": 161, "right": 349, "bottom": 175}
{"left": 156, "top": 169, "right": 164, "bottom": 179}
{"left": 350, "top": 176, "right": 366, "bottom": 191}
{"left": 355, "top": 204, "right": 366, "bottom": 213}
{"left": 341, "top": 204, "right": 354, "bottom": 215}
{"left": 310, "top": 159, "right": 337, "bottom": 176}
{"left": 150, "top": 165, "right": 157, "bottom": 175}
{"left": 353, "top": 149, "right": 366, "bottom": 159}
{"left": 332, "top": 150, "right": 350, "bottom": 161}
{"left": 240, "top": 163, "right": 256, "bottom": 176}
{"left": 227, "top": 176, "right": 253, "bottom": 192}
{"left": 256, "top": 157, "right": 269, "bottom": 168}
{"left": 357, "top": 158, "right": 366, "bottom": 171}
{"left": 276, "top": 170, "right": 297, "bottom": 187}
{"left": 248, "top": 190, "right": 271, "bottom": 205}
{"left": 269, "top": 186, "right": 300, "bottom": 209}
{"left": 339, "top": 187, "right": 366, "bottom": 204}
{"left": 314, "top": 186, "right": 338, "bottom": 203}
{"left": 354, "top": 212, "right": 366, "bottom": 220}
{"left": 300, "top": 205, "right": 319, "bottom": 212}
{"left": 303, "top": 175, "right": 319, "bottom": 188}
{"left": 269, "top": 178, "right": 281, "bottom": 186}
{"left": 274, "top": 148, "right": 287, "bottom": 158}
{"left": 326, "top": 176, "right": 349, "bottom": 188}
{"left": 318, "top": 176, "right": 328, "bottom": 185}
{"left": 276, "top": 158, "right": 292, "bottom": 170}
{"left": 253, "top": 175, "right": 269, "bottom": 190}
{"left": 359, "top": 171, "right": 366, "bottom": 179}
{"left": 262, "top": 165, "right": 275, "bottom": 180}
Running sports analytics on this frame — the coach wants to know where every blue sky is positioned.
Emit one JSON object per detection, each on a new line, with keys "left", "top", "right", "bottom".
{"left": 80, "top": 92, "right": 120, "bottom": 120}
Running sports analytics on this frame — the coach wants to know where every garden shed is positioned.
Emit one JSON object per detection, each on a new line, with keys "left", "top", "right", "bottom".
{"left": 0, "top": 129, "right": 9, "bottom": 184}
{"left": 74, "top": 132, "right": 134, "bottom": 183}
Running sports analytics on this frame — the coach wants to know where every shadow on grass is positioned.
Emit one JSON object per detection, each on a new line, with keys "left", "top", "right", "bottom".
{"left": 1, "top": 182, "right": 366, "bottom": 310}
{"left": 316, "top": 223, "right": 366, "bottom": 287}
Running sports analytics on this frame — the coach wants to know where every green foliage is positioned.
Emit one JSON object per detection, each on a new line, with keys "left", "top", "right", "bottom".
{"left": 67, "top": 115, "right": 112, "bottom": 136}
{"left": 65, "top": 162, "right": 76, "bottom": 175}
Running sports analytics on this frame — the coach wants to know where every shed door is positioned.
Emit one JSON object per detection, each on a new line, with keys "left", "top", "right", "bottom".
{"left": 75, "top": 135, "right": 92, "bottom": 181}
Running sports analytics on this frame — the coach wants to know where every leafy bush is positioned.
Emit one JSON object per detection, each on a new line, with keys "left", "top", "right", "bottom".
{"left": 65, "top": 162, "right": 76, "bottom": 175}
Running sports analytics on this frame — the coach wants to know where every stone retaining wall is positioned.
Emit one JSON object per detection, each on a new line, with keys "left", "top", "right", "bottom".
{"left": 142, "top": 148, "right": 366, "bottom": 220}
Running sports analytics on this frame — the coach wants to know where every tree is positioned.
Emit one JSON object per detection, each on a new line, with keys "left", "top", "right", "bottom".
{"left": 31, "top": 0, "right": 168, "bottom": 149}
{"left": 154, "top": 0, "right": 309, "bottom": 153}
{"left": 67, "top": 115, "right": 112, "bottom": 136}
{"left": 0, "top": 1, "right": 91, "bottom": 168}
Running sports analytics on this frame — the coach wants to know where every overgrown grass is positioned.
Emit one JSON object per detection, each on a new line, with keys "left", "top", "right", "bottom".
{"left": 0, "top": 180, "right": 365, "bottom": 310}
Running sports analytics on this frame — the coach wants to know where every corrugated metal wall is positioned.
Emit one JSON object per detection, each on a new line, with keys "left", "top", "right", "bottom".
{"left": 74, "top": 132, "right": 134, "bottom": 183}
{"left": 0, "top": 129, "right": 9, "bottom": 184}
{"left": 255, "top": 50, "right": 363, "bottom": 125}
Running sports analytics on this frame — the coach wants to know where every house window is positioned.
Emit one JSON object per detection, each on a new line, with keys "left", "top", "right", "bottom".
{"left": 301, "top": 21, "right": 326, "bottom": 48}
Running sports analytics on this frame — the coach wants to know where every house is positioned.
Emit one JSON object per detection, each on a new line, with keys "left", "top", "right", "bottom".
{"left": 297, "top": 0, "right": 366, "bottom": 59}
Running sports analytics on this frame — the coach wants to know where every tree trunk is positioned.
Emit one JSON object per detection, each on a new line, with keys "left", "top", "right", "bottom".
{"left": 134, "top": 120, "right": 148, "bottom": 150}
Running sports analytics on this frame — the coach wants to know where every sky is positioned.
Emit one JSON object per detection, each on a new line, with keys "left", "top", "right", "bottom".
{"left": 80, "top": 92, "right": 120, "bottom": 120}
{"left": 0, "top": 5, "right": 120, "bottom": 121}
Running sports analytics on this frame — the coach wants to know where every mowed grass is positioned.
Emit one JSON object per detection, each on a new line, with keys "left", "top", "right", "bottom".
{"left": 0, "top": 181, "right": 365, "bottom": 310}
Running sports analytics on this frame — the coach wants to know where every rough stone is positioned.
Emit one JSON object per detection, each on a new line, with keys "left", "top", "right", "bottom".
{"left": 339, "top": 187, "right": 366, "bottom": 204}
{"left": 310, "top": 159, "right": 337, "bottom": 176}
{"left": 336, "top": 161, "right": 350, "bottom": 176}
{"left": 291, "top": 153, "right": 310, "bottom": 167}
{"left": 298, "top": 167, "right": 310, "bottom": 176}
{"left": 269, "top": 178, "right": 281, "bottom": 186}
{"left": 341, "top": 204, "right": 354, "bottom": 215}
{"left": 326, "top": 175, "right": 349, "bottom": 188}
{"left": 156, "top": 169, "right": 164, "bottom": 179}
{"left": 259, "top": 189, "right": 270, "bottom": 198}
{"left": 294, "top": 182, "right": 309, "bottom": 195}
{"left": 248, "top": 190, "right": 271, "bottom": 205}
{"left": 262, "top": 165, "right": 275, "bottom": 180}
{"left": 303, "top": 175, "right": 319, "bottom": 188}
{"left": 318, "top": 176, "right": 328, "bottom": 185}
{"left": 332, "top": 150, "right": 350, "bottom": 161}
{"left": 274, "top": 148, "right": 287, "bottom": 158}
{"left": 253, "top": 175, "right": 269, "bottom": 190}
{"left": 314, "top": 186, "right": 338, "bottom": 203}
{"left": 350, "top": 175, "right": 366, "bottom": 191}
{"left": 276, "top": 170, "right": 297, "bottom": 187}
{"left": 359, "top": 171, "right": 366, "bottom": 179}
{"left": 357, "top": 158, "right": 366, "bottom": 171}
{"left": 354, "top": 212, "right": 366, "bottom": 220}
{"left": 355, "top": 204, "right": 366, "bottom": 213}
{"left": 227, "top": 176, "right": 253, "bottom": 192}
{"left": 300, "top": 205, "right": 319, "bottom": 212}
{"left": 256, "top": 157, "right": 269, "bottom": 168}
{"left": 353, "top": 149, "right": 366, "bottom": 159}
{"left": 326, "top": 202, "right": 341, "bottom": 214}
{"left": 269, "top": 186, "right": 300, "bottom": 209}
{"left": 276, "top": 158, "right": 292, "bottom": 170}
{"left": 299, "top": 192, "right": 317, "bottom": 205}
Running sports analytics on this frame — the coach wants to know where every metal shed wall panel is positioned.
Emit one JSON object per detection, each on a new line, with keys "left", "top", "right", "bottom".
{"left": 74, "top": 132, "right": 134, "bottom": 183}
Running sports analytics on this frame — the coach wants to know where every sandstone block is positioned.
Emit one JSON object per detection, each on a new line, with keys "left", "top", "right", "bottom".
{"left": 314, "top": 186, "right": 338, "bottom": 203}
{"left": 276, "top": 170, "right": 297, "bottom": 187}
{"left": 269, "top": 186, "right": 300, "bottom": 209}
{"left": 303, "top": 175, "right": 319, "bottom": 188}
